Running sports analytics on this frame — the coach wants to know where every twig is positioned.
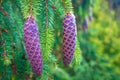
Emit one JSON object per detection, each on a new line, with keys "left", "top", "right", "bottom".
{"left": 11, "top": 60, "right": 16, "bottom": 75}
{"left": 0, "top": 30, "right": 7, "bottom": 54}
{"left": 0, "top": 0, "right": 3, "bottom": 6}
{"left": 62, "top": 0, "right": 67, "bottom": 11}
{"left": 45, "top": 0, "right": 48, "bottom": 28}
{"left": 0, "top": 7, "right": 9, "bottom": 16}
{"left": 30, "top": 0, "right": 32, "bottom": 15}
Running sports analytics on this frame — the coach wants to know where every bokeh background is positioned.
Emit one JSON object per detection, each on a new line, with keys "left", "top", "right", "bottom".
{"left": 0, "top": 0, "right": 120, "bottom": 80}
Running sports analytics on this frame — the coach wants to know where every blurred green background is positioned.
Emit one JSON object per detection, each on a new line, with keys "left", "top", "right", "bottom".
{"left": 0, "top": 0, "right": 120, "bottom": 80}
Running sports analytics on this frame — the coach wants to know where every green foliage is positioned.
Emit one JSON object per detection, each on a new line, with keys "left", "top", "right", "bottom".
{"left": 89, "top": 0, "right": 120, "bottom": 76}
{"left": 40, "top": 28, "right": 55, "bottom": 62}
{"left": 39, "top": 0, "right": 55, "bottom": 62}
{"left": 72, "top": 39, "right": 82, "bottom": 66}
{"left": 21, "top": 0, "right": 41, "bottom": 18}
{"left": 75, "top": 0, "right": 120, "bottom": 80}
{"left": 0, "top": 0, "right": 120, "bottom": 80}
{"left": 63, "top": 0, "right": 73, "bottom": 12}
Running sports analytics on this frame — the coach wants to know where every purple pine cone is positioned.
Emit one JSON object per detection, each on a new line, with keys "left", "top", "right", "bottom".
{"left": 83, "top": 18, "right": 88, "bottom": 31}
{"left": 89, "top": 7, "right": 93, "bottom": 21}
{"left": 63, "top": 13, "right": 77, "bottom": 66}
{"left": 89, "top": 13, "right": 93, "bottom": 21}
{"left": 24, "top": 15, "right": 43, "bottom": 76}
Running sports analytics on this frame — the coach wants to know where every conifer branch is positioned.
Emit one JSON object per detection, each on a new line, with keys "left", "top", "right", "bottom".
{"left": 0, "top": 30, "right": 6, "bottom": 54}
{"left": 73, "top": 39, "right": 82, "bottom": 65}
{"left": 45, "top": 0, "right": 48, "bottom": 28}
{"left": 40, "top": 0, "right": 55, "bottom": 62}
{"left": 0, "top": 7, "right": 9, "bottom": 16}
{"left": 1, "top": 4, "right": 19, "bottom": 77}
{"left": 62, "top": 0, "right": 73, "bottom": 13}
{"left": 29, "top": 0, "right": 32, "bottom": 15}
{"left": 0, "top": 0, "right": 3, "bottom": 6}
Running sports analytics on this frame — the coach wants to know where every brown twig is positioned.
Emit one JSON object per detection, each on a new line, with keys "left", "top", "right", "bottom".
{"left": 11, "top": 60, "right": 17, "bottom": 75}
{"left": 0, "top": 30, "right": 7, "bottom": 54}
{"left": 25, "top": 72, "right": 33, "bottom": 80}
{"left": 62, "top": 0, "right": 66, "bottom": 11}
{"left": 0, "top": 0, "right": 3, "bottom": 6}
{"left": 45, "top": 0, "right": 48, "bottom": 28}
{"left": 30, "top": 0, "right": 32, "bottom": 15}
{"left": 0, "top": 7, "right": 9, "bottom": 16}
{"left": 51, "top": 4, "right": 56, "bottom": 10}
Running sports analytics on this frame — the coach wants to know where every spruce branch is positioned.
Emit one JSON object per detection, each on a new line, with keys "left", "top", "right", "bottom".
{"left": 11, "top": 60, "right": 17, "bottom": 75}
{"left": 0, "top": 27, "right": 12, "bottom": 66}
{"left": 29, "top": 0, "right": 32, "bottom": 15}
{"left": 36, "top": 0, "right": 56, "bottom": 79}
{"left": 40, "top": 0, "right": 55, "bottom": 62}
{"left": 0, "top": 7, "right": 9, "bottom": 16}
{"left": 0, "top": 30, "right": 6, "bottom": 54}
{"left": 21, "top": 0, "right": 41, "bottom": 18}
{"left": 53, "top": 0, "right": 65, "bottom": 19}
{"left": 1, "top": 0, "right": 29, "bottom": 78}
{"left": 73, "top": 39, "right": 82, "bottom": 66}
{"left": 0, "top": 0, "right": 3, "bottom": 6}
{"left": 0, "top": 3, "right": 19, "bottom": 78}
{"left": 45, "top": 0, "right": 48, "bottom": 28}
{"left": 2, "top": 1, "right": 20, "bottom": 59}
{"left": 62, "top": 0, "right": 73, "bottom": 13}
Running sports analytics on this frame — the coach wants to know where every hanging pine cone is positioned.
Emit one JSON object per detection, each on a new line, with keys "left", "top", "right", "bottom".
{"left": 63, "top": 12, "right": 77, "bottom": 66}
{"left": 89, "top": 7, "right": 93, "bottom": 21}
{"left": 83, "top": 17, "right": 88, "bottom": 31}
{"left": 24, "top": 15, "right": 43, "bottom": 76}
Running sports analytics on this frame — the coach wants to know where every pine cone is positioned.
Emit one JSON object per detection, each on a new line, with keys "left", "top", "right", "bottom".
{"left": 63, "top": 12, "right": 77, "bottom": 66}
{"left": 89, "top": 7, "right": 93, "bottom": 21}
{"left": 24, "top": 15, "right": 43, "bottom": 76}
{"left": 83, "top": 18, "right": 88, "bottom": 31}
